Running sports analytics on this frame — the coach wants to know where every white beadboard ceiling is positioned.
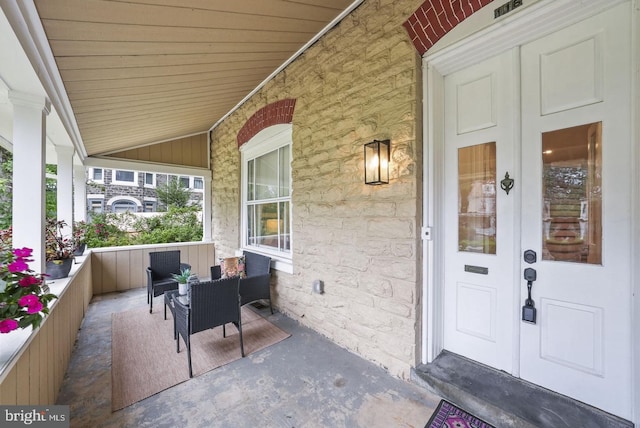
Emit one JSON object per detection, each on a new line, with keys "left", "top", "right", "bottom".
{"left": 31, "top": 0, "right": 358, "bottom": 157}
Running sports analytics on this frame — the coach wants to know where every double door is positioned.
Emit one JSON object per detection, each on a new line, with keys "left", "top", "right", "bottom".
{"left": 442, "top": 4, "right": 632, "bottom": 418}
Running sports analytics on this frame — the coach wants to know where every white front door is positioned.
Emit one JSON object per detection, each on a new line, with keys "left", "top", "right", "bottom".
{"left": 519, "top": 5, "right": 632, "bottom": 418}
{"left": 443, "top": 48, "right": 517, "bottom": 374}
{"left": 441, "top": 3, "right": 632, "bottom": 419}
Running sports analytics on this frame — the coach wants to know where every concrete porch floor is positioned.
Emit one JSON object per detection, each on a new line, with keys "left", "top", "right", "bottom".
{"left": 55, "top": 288, "right": 442, "bottom": 427}
{"left": 56, "top": 287, "right": 634, "bottom": 427}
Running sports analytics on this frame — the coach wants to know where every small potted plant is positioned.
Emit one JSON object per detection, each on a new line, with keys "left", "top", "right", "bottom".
{"left": 171, "top": 267, "right": 192, "bottom": 295}
{"left": 45, "top": 219, "right": 74, "bottom": 279}
{"left": 72, "top": 220, "right": 89, "bottom": 256}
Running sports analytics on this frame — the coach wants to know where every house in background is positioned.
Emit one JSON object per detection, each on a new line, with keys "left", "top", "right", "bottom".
{"left": 85, "top": 167, "right": 204, "bottom": 214}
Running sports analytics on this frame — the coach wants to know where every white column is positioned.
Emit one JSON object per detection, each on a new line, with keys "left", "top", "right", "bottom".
{"left": 9, "top": 91, "right": 50, "bottom": 274}
{"left": 203, "top": 176, "right": 212, "bottom": 241}
{"left": 73, "top": 163, "right": 87, "bottom": 222}
{"left": 55, "top": 146, "right": 74, "bottom": 238}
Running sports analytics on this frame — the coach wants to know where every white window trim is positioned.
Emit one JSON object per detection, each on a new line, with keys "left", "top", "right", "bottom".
{"left": 143, "top": 172, "right": 156, "bottom": 188}
{"left": 240, "top": 124, "right": 293, "bottom": 272}
{"left": 87, "top": 196, "right": 105, "bottom": 212}
{"left": 107, "top": 195, "right": 142, "bottom": 208}
{"left": 112, "top": 169, "right": 138, "bottom": 186}
{"left": 192, "top": 177, "right": 204, "bottom": 192}
{"left": 90, "top": 167, "right": 104, "bottom": 184}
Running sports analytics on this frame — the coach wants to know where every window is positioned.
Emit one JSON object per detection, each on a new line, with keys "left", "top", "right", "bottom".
{"left": 144, "top": 201, "right": 156, "bottom": 212}
{"left": 113, "top": 170, "right": 137, "bottom": 185}
{"left": 179, "top": 176, "right": 190, "bottom": 188}
{"left": 112, "top": 199, "right": 138, "bottom": 213}
{"left": 91, "top": 168, "right": 103, "bottom": 182}
{"left": 242, "top": 125, "right": 292, "bottom": 258}
{"left": 542, "top": 122, "right": 602, "bottom": 264}
{"left": 458, "top": 142, "right": 496, "bottom": 254}
{"left": 88, "top": 198, "right": 103, "bottom": 213}
{"left": 144, "top": 173, "right": 155, "bottom": 187}
{"left": 193, "top": 177, "right": 204, "bottom": 190}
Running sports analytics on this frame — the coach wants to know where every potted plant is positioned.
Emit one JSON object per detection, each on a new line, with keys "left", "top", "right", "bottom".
{"left": 72, "top": 220, "right": 89, "bottom": 256}
{"left": 171, "top": 267, "right": 192, "bottom": 295}
{"left": 45, "top": 218, "right": 74, "bottom": 279}
{"left": 0, "top": 244, "right": 57, "bottom": 334}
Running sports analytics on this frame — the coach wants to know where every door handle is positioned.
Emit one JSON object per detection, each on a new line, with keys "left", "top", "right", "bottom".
{"left": 522, "top": 268, "right": 537, "bottom": 323}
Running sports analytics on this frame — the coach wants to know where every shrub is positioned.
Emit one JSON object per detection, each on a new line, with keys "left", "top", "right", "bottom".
{"left": 85, "top": 207, "right": 202, "bottom": 248}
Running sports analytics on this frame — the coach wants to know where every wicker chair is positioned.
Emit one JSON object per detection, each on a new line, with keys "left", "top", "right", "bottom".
{"left": 173, "top": 277, "right": 244, "bottom": 377}
{"left": 146, "top": 250, "right": 190, "bottom": 314}
{"left": 211, "top": 250, "right": 273, "bottom": 313}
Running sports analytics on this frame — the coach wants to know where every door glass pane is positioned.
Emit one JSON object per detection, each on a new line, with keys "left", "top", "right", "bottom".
{"left": 542, "top": 122, "right": 602, "bottom": 264}
{"left": 458, "top": 142, "right": 497, "bottom": 254}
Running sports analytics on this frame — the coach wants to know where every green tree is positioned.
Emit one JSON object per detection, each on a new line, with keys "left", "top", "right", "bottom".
{"left": 45, "top": 164, "right": 58, "bottom": 218}
{"left": 0, "top": 147, "right": 58, "bottom": 227}
{"left": 0, "top": 147, "right": 12, "bottom": 229}
{"left": 155, "top": 176, "right": 190, "bottom": 209}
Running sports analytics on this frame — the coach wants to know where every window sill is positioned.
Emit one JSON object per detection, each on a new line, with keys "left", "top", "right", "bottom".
{"left": 238, "top": 248, "right": 292, "bottom": 274}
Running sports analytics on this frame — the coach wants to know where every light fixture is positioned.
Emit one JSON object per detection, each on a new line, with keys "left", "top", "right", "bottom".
{"left": 364, "top": 139, "right": 390, "bottom": 185}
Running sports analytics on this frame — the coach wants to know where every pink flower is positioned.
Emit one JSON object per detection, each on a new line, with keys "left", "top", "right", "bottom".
{"left": 8, "top": 259, "right": 28, "bottom": 273}
{"left": 25, "top": 301, "right": 43, "bottom": 314}
{"left": 0, "top": 319, "right": 19, "bottom": 334}
{"left": 13, "top": 247, "right": 32, "bottom": 258}
{"left": 18, "top": 294, "right": 43, "bottom": 314}
{"left": 18, "top": 294, "right": 39, "bottom": 307}
{"left": 18, "top": 275, "right": 41, "bottom": 287}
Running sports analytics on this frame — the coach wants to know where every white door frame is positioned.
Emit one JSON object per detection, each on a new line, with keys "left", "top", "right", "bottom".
{"left": 420, "top": 0, "right": 639, "bottom": 423}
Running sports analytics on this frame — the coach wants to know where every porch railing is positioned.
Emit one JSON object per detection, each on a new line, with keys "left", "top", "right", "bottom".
{"left": 0, "top": 241, "right": 215, "bottom": 405}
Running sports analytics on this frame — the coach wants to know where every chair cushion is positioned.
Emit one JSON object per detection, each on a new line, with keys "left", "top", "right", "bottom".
{"left": 219, "top": 256, "right": 246, "bottom": 279}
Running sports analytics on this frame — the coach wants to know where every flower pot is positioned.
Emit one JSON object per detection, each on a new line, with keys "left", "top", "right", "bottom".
{"left": 178, "top": 282, "right": 188, "bottom": 295}
{"left": 73, "top": 243, "right": 86, "bottom": 256}
{"left": 46, "top": 258, "right": 73, "bottom": 280}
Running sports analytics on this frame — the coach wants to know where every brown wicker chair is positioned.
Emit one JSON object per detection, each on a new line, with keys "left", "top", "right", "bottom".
{"left": 146, "top": 250, "right": 190, "bottom": 313}
{"left": 173, "top": 276, "right": 244, "bottom": 377}
{"left": 211, "top": 250, "right": 273, "bottom": 313}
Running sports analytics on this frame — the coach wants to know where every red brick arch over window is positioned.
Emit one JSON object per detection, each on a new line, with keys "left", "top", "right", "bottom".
{"left": 403, "top": 0, "right": 492, "bottom": 55}
{"left": 237, "top": 99, "right": 297, "bottom": 148}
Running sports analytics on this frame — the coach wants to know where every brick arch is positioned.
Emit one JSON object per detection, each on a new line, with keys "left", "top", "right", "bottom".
{"left": 237, "top": 99, "right": 297, "bottom": 148}
{"left": 403, "top": 0, "right": 492, "bottom": 55}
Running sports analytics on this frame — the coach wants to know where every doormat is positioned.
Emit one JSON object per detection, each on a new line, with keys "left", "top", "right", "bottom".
{"left": 425, "top": 400, "right": 495, "bottom": 428}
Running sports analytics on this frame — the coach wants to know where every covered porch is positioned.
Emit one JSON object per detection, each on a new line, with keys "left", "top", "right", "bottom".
{"left": 0, "top": 0, "right": 639, "bottom": 426}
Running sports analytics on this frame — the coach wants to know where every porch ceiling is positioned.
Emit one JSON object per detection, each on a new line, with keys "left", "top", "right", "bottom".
{"left": 31, "top": 0, "right": 357, "bottom": 157}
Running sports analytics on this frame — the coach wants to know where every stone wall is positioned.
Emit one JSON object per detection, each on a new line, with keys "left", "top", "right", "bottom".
{"left": 211, "top": 0, "right": 424, "bottom": 378}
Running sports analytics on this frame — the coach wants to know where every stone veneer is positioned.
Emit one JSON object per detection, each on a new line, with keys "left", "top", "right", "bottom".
{"left": 211, "top": 0, "right": 425, "bottom": 378}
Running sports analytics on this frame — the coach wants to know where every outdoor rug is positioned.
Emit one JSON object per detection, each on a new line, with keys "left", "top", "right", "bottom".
{"left": 426, "top": 399, "right": 496, "bottom": 428}
{"left": 111, "top": 305, "right": 290, "bottom": 411}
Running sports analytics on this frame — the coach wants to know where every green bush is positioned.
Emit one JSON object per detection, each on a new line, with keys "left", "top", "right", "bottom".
{"left": 85, "top": 212, "right": 130, "bottom": 248}
{"left": 85, "top": 206, "right": 202, "bottom": 248}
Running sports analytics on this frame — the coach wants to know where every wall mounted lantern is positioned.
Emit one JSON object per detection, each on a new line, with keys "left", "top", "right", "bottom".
{"left": 364, "top": 139, "right": 390, "bottom": 185}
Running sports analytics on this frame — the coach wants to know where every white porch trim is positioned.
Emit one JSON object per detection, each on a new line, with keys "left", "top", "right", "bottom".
{"left": 9, "top": 90, "right": 50, "bottom": 274}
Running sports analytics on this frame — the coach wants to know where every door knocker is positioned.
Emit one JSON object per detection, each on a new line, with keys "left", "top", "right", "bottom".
{"left": 500, "top": 172, "right": 514, "bottom": 195}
